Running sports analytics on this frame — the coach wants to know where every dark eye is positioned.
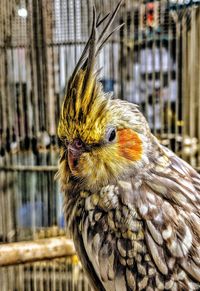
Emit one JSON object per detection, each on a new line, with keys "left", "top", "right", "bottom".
{"left": 106, "top": 128, "right": 116, "bottom": 142}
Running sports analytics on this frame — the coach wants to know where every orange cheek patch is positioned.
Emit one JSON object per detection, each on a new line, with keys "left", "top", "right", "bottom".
{"left": 118, "top": 129, "right": 142, "bottom": 161}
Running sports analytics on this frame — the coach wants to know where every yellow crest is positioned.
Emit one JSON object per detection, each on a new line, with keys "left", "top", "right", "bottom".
{"left": 58, "top": 1, "right": 124, "bottom": 144}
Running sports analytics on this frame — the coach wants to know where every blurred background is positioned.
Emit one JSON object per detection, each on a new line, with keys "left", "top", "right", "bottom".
{"left": 0, "top": 0, "right": 200, "bottom": 290}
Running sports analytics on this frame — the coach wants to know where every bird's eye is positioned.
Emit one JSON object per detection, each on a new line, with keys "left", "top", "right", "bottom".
{"left": 106, "top": 128, "right": 116, "bottom": 142}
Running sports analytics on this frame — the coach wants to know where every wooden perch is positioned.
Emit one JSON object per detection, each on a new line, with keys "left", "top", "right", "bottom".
{"left": 0, "top": 236, "right": 75, "bottom": 267}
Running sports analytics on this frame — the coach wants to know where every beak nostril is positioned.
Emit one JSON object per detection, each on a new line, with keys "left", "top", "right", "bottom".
{"left": 73, "top": 138, "right": 83, "bottom": 149}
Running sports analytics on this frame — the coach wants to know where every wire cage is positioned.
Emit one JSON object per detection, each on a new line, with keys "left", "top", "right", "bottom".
{"left": 0, "top": 0, "right": 200, "bottom": 290}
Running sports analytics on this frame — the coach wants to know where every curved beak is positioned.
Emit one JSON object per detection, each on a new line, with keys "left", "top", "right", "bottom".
{"left": 68, "top": 145, "right": 82, "bottom": 173}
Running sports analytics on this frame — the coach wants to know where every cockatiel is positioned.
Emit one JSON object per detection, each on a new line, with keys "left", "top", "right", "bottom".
{"left": 57, "top": 1, "right": 200, "bottom": 290}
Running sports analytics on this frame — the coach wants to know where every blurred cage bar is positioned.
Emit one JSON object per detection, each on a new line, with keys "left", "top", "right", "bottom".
{"left": 0, "top": 0, "right": 200, "bottom": 290}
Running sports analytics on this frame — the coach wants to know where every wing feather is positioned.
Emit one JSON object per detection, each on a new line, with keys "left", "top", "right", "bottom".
{"left": 145, "top": 146, "right": 200, "bottom": 283}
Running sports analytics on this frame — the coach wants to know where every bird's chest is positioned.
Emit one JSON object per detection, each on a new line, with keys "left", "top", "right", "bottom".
{"left": 70, "top": 185, "right": 145, "bottom": 247}
{"left": 66, "top": 186, "right": 155, "bottom": 290}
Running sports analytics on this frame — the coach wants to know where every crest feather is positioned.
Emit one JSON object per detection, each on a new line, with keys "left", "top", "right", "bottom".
{"left": 61, "top": 0, "right": 124, "bottom": 121}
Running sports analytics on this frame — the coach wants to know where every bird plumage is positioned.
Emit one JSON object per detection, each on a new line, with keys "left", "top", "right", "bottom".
{"left": 57, "top": 1, "right": 200, "bottom": 290}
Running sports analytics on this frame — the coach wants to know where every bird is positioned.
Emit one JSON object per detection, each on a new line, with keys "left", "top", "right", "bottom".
{"left": 57, "top": 1, "right": 200, "bottom": 290}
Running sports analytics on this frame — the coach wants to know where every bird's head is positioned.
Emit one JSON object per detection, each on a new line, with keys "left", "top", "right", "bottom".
{"left": 58, "top": 2, "right": 151, "bottom": 191}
